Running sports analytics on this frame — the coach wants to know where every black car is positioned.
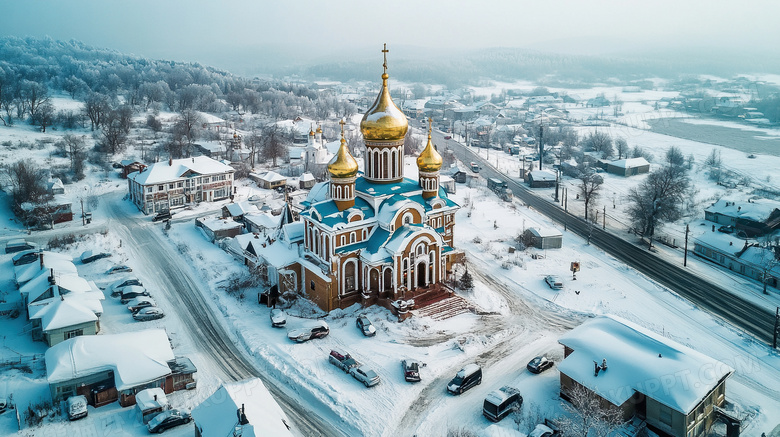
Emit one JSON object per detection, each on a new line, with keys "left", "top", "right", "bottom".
{"left": 402, "top": 360, "right": 421, "bottom": 382}
{"left": 152, "top": 210, "right": 172, "bottom": 222}
{"left": 527, "top": 356, "right": 554, "bottom": 374}
{"left": 12, "top": 250, "right": 40, "bottom": 266}
{"left": 718, "top": 225, "right": 735, "bottom": 234}
{"left": 146, "top": 409, "right": 191, "bottom": 433}
{"left": 81, "top": 252, "right": 112, "bottom": 263}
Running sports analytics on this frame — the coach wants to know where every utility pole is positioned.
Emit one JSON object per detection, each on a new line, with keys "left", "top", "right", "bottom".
{"left": 564, "top": 188, "right": 568, "bottom": 231}
{"left": 603, "top": 205, "right": 606, "bottom": 230}
{"left": 684, "top": 224, "right": 690, "bottom": 267}
{"left": 554, "top": 169, "right": 560, "bottom": 203}
{"left": 80, "top": 198, "right": 85, "bottom": 226}
{"left": 538, "top": 124, "right": 544, "bottom": 170}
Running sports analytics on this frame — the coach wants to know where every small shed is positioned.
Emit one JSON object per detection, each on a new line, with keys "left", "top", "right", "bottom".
{"left": 254, "top": 171, "right": 287, "bottom": 190}
{"left": 447, "top": 165, "right": 467, "bottom": 183}
{"left": 527, "top": 227, "right": 563, "bottom": 249}
{"left": 195, "top": 216, "right": 244, "bottom": 243}
{"left": 135, "top": 388, "right": 169, "bottom": 424}
{"left": 299, "top": 172, "right": 316, "bottom": 189}
{"left": 440, "top": 175, "right": 456, "bottom": 194}
{"left": 606, "top": 157, "right": 650, "bottom": 177}
{"left": 48, "top": 178, "right": 65, "bottom": 195}
{"left": 120, "top": 160, "right": 145, "bottom": 179}
{"left": 528, "top": 170, "right": 556, "bottom": 188}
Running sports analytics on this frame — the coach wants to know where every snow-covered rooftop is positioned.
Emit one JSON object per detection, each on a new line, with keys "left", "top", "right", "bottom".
{"left": 558, "top": 315, "right": 733, "bottom": 414}
{"left": 128, "top": 156, "right": 234, "bottom": 185}
{"left": 191, "top": 378, "right": 293, "bottom": 437}
{"left": 705, "top": 198, "right": 780, "bottom": 222}
{"left": 29, "top": 298, "right": 98, "bottom": 331}
{"left": 529, "top": 227, "right": 562, "bottom": 238}
{"left": 261, "top": 171, "right": 287, "bottom": 183}
{"left": 609, "top": 157, "right": 650, "bottom": 168}
{"left": 135, "top": 388, "right": 168, "bottom": 412}
{"left": 45, "top": 329, "right": 175, "bottom": 390}
{"left": 529, "top": 170, "right": 556, "bottom": 181}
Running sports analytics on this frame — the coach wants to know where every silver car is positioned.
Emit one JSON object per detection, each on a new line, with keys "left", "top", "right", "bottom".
{"left": 349, "top": 365, "right": 380, "bottom": 387}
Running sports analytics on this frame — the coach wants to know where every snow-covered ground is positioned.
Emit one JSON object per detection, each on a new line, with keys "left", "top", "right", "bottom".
{"left": 1, "top": 93, "right": 780, "bottom": 436}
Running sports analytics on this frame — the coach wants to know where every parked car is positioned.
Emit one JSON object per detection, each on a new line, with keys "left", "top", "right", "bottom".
{"left": 329, "top": 349, "right": 358, "bottom": 372}
{"left": 120, "top": 286, "right": 151, "bottom": 304}
{"left": 444, "top": 135, "right": 452, "bottom": 140}
{"left": 470, "top": 162, "right": 480, "bottom": 173}
{"left": 146, "top": 409, "right": 191, "bottom": 433}
{"left": 66, "top": 395, "right": 88, "bottom": 421}
{"left": 127, "top": 297, "right": 156, "bottom": 313}
{"left": 270, "top": 309, "right": 287, "bottom": 327}
{"left": 349, "top": 365, "right": 381, "bottom": 387}
{"left": 107, "top": 265, "right": 133, "bottom": 275}
{"left": 152, "top": 210, "right": 172, "bottom": 222}
{"left": 483, "top": 386, "right": 522, "bottom": 422}
{"left": 529, "top": 423, "right": 559, "bottom": 437}
{"left": 287, "top": 320, "right": 330, "bottom": 343}
{"left": 718, "top": 225, "right": 735, "bottom": 234}
{"left": 110, "top": 277, "right": 143, "bottom": 296}
{"left": 356, "top": 315, "right": 376, "bottom": 337}
{"left": 401, "top": 360, "right": 421, "bottom": 382}
{"left": 544, "top": 275, "right": 563, "bottom": 290}
{"left": 447, "top": 363, "right": 482, "bottom": 395}
{"left": 12, "top": 250, "right": 39, "bottom": 266}
{"left": 133, "top": 307, "right": 165, "bottom": 321}
{"left": 527, "top": 356, "right": 554, "bottom": 374}
{"left": 5, "top": 239, "right": 36, "bottom": 254}
{"left": 80, "top": 251, "right": 112, "bottom": 263}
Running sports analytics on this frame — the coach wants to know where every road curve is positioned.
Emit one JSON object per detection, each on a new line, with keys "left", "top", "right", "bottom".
{"left": 105, "top": 201, "right": 344, "bottom": 437}
{"left": 438, "top": 132, "right": 776, "bottom": 344}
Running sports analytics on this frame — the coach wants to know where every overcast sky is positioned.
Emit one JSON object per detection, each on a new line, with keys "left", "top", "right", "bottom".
{"left": 4, "top": 0, "right": 780, "bottom": 72}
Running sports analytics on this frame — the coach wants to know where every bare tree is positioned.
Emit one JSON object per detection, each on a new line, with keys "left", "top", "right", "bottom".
{"left": 665, "top": 146, "right": 685, "bottom": 167}
{"left": 578, "top": 170, "right": 604, "bottom": 222}
{"left": 615, "top": 137, "right": 629, "bottom": 160}
{"left": 83, "top": 92, "right": 111, "bottom": 131}
{"left": 97, "top": 109, "right": 128, "bottom": 154}
{"left": 556, "top": 384, "right": 624, "bottom": 437}
{"left": 245, "top": 130, "right": 262, "bottom": 169}
{"left": 404, "top": 127, "right": 422, "bottom": 155}
{"left": 172, "top": 109, "right": 202, "bottom": 156}
{"left": 260, "top": 123, "right": 290, "bottom": 167}
{"left": 55, "top": 134, "right": 87, "bottom": 177}
{"left": 20, "top": 80, "right": 49, "bottom": 119}
{"left": 627, "top": 165, "right": 690, "bottom": 246}
{"left": 32, "top": 101, "right": 55, "bottom": 132}
{"left": 583, "top": 130, "right": 614, "bottom": 159}
{"left": 2, "top": 159, "right": 50, "bottom": 209}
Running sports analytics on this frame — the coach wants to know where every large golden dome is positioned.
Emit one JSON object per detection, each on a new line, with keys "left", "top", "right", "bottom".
{"left": 328, "top": 124, "right": 359, "bottom": 179}
{"left": 360, "top": 47, "right": 408, "bottom": 141}
{"left": 417, "top": 121, "right": 442, "bottom": 172}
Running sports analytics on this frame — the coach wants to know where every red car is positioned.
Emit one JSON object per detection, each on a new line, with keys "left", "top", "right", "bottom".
{"left": 444, "top": 135, "right": 452, "bottom": 140}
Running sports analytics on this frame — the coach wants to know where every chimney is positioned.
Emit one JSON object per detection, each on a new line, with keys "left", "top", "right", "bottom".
{"left": 594, "top": 361, "right": 600, "bottom": 377}
{"left": 169, "top": 158, "right": 173, "bottom": 166}
{"left": 192, "top": 157, "right": 195, "bottom": 163}
{"left": 40, "top": 252, "right": 44, "bottom": 268}
{"left": 154, "top": 394, "right": 157, "bottom": 401}
{"left": 601, "top": 358, "right": 608, "bottom": 371}
{"left": 738, "top": 206, "right": 741, "bottom": 211}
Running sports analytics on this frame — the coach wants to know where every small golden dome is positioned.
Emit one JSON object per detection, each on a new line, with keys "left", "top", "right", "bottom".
{"left": 315, "top": 124, "right": 323, "bottom": 134}
{"left": 328, "top": 121, "right": 358, "bottom": 179}
{"left": 417, "top": 119, "right": 442, "bottom": 173}
{"left": 309, "top": 124, "right": 315, "bottom": 136}
{"left": 360, "top": 48, "right": 408, "bottom": 141}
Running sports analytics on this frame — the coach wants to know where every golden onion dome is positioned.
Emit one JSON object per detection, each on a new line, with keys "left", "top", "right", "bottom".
{"left": 308, "top": 125, "right": 315, "bottom": 137}
{"left": 328, "top": 122, "right": 359, "bottom": 178}
{"left": 315, "top": 125, "right": 323, "bottom": 134}
{"left": 360, "top": 47, "right": 408, "bottom": 141}
{"left": 417, "top": 121, "right": 442, "bottom": 172}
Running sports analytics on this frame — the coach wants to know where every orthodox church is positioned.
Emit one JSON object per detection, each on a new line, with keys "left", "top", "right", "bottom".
{"left": 255, "top": 47, "right": 462, "bottom": 314}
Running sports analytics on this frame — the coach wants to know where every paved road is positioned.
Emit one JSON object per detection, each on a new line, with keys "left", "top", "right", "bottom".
{"left": 436, "top": 131, "right": 777, "bottom": 345}
{"left": 105, "top": 200, "right": 344, "bottom": 437}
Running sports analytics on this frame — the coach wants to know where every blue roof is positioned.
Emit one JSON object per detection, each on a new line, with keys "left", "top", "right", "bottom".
{"left": 302, "top": 197, "right": 375, "bottom": 227}
{"left": 355, "top": 176, "right": 424, "bottom": 197}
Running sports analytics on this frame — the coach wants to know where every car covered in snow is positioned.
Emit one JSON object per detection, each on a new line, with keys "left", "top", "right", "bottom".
{"left": 133, "top": 307, "right": 165, "bottom": 321}
{"left": 80, "top": 251, "right": 112, "bottom": 264}
{"left": 401, "top": 359, "right": 421, "bottom": 382}
{"left": 147, "top": 409, "right": 191, "bottom": 433}
{"left": 5, "top": 239, "right": 36, "bottom": 254}
{"left": 526, "top": 355, "right": 554, "bottom": 374}
{"left": 107, "top": 265, "right": 133, "bottom": 275}
{"left": 152, "top": 210, "right": 172, "bottom": 222}
{"left": 356, "top": 315, "right": 376, "bottom": 337}
{"left": 287, "top": 320, "right": 330, "bottom": 343}
{"left": 270, "top": 309, "right": 287, "bottom": 328}
{"left": 119, "top": 286, "right": 151, "bottom": 304}
{"left": 482, "top": 386, "right": 522, "bottom": 422}
{"left": 349, "top": 365, "right": 380, "bottom": 387}
{"left": 329, "top": 349, "right": 358, "bottom": 372}
{"left": 12, "top": 250, "right": 40, "bottom": 266}
{"left": 109, "top": 277, "right": 143, "bottom": 296}
{"left": 529, "top": 423, "right": 559, "bottom": 437}
{"left": 66, "top": 395, "right": 88, "bottom": 421}
{"left": 544, "top": 275, "right": 563, "bottom": 290}
{"left": 127, "top": 297, "right": 156, "bottom": 313}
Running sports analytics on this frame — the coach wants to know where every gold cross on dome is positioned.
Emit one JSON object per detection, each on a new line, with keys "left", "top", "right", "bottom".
{"left": 427, "top": 117, "right": 433, "bottom": 133}
{"left": 382, "top": 43, "right": 389, "bottom": 73}
{"left": 339, "top": 118, "right": 346, "bottom": 135}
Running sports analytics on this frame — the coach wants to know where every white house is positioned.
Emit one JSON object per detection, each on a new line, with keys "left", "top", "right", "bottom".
{"left": 192, "top": 378, "right": 293, "bottom": 437}
{"left": 127, "top": 156, "right": 235, "bottom": 215}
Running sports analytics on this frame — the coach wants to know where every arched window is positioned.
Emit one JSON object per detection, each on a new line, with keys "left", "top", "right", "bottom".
{"left": 391, "top": 149, "right": 397, "bottom": 179}
{"left": 344, "top": 261, "right": 356, "bottom": 293}
{"left": 350, "top": 232, "right": 356, "bottom": 243}
{"left": 373, "top": 150, "right": 379, "bottom": 178}
{"left": 340, "top": 235, "right": 346, "bottom": 246}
